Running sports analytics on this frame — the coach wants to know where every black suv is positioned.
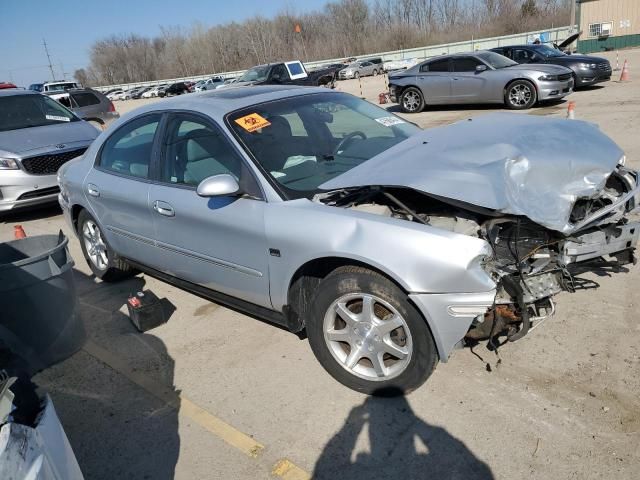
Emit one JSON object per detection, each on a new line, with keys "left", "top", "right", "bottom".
{"left": 159, "top": 82, "right": 189, "bottom": 97}
{"left": 490, "top": 44, "right": 611, "bottom": 88}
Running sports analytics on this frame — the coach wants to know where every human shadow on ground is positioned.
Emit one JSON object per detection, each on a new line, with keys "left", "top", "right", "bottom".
{"left": 314, "top": 388, "right": 494, "bottom": 480}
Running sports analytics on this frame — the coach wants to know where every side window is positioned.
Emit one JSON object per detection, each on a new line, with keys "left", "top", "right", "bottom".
{"left": 72, "top": 92, "right": 101, "bottom": 107}
{"left": 513, "top": 49, "right": 533, "bottom": 63}
{"left": 452, "top": 57, "right": 482, "bottom": 72}
{"left": 57, "top": 95, "right": 73, "bottom": 109}
{"left": 162, "top": 115, "right": 244, "bottom": 186}
{"left": 271, "top": 64, "right": 290, "bottom": 81}
{"left": 99, "top": 114, "right": 161, "bottom": 178}
{"left": 421, "top": 59, "right": 449, "bottom": 72}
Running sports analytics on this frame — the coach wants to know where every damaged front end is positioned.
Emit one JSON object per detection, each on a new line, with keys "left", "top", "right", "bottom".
{"left": 317, "top": 162, "right": 639, "bottom": 348}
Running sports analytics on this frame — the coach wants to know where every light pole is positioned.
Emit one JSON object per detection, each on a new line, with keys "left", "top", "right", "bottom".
{"left": 570, "top": 0, "right": 577, "bottom": 33}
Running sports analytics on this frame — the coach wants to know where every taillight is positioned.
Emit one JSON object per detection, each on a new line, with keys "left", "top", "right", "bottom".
{"left": 108, "top": 101, "right": 115, "bottom": 112}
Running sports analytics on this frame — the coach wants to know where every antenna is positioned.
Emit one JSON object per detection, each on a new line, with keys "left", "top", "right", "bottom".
{"left": 43, "top": 39, "right": 56, "bottom": 81}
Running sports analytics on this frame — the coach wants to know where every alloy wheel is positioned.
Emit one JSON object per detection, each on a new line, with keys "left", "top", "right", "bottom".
{"left": 402, "top": 90, "right": 422, "bottom": 112}
{"left": 82, "top": 220, "right": 108, "bottom": 271}
{"left": 323, "top": 293, "right": 413, "bottom": 381}
{"left": 508, "top": 83, "right": 532, "bottom": 107}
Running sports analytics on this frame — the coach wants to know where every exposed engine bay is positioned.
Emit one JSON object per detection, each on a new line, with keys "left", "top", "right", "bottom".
{"left": 316, "top": 164, "right": 640, "bottom": 348}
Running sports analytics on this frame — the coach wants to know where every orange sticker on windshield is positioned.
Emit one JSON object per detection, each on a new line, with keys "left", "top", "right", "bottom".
{"left": 235, "top": 113, "right": 271, "bottom": 132}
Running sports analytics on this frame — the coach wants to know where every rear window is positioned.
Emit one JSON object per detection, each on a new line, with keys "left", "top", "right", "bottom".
{"left": 71, "top": 92, "right": 101, "bottom": 107}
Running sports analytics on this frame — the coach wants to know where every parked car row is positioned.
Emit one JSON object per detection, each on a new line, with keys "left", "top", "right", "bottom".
{"left": 388, "top": 45, "right": 611, "bottom": 113}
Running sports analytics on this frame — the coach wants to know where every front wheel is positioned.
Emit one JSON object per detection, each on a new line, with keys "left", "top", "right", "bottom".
{"left": 505, "top": 80, "right": 537, "bottom": 109}
{"left": 354, "top": 72, "right": 360, "bottom": 79}
{"left": 373, "top": 69, "right": 378, "bottom": 76}
{"left": 399, "top": 86, "right": 425, "bottom": 113}
{"left": 307, "top": 267, "right": 438, "bottom": 395}
{"left": 78, "top": 210, "right": 136, "bottom": 282}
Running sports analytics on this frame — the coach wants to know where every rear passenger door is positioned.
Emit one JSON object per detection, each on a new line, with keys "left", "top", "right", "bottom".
{"left": 416, "top": 58, "right": 451, "bottom": 103}
{"left": 84, "top": 113, "right": 161, "bottom": 267}
{"left": 147, "top": 112, "right": 272, "bottom": 308}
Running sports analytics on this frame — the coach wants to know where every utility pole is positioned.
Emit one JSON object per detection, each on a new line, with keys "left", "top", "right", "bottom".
{"left": 42, "top": 39, "right": 56, "bottom": 81}
{"left": 570, "top": 0, "right": 577, "bottom": 33}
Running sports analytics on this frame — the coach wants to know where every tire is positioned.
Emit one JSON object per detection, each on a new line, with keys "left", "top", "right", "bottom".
{"left": 77, "top": 209, "right": 136, "bottom": 282}
{"left": 505, "top": 79, "right": 537, "bottom": 110}
{"left": 307, "top": 266, "right": 438, "bottom": 395}
{"left": 354, "top": 72, "right": 360, "bottom": 79}
{"left": 373, "top": 69, "right": 378, "bottom": 76}
{"left": 399, "top": 86, "right": 425, "bottom": 113}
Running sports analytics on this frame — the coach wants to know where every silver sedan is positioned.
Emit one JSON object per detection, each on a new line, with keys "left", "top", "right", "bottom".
{"left": 338, "top": 61, "right": 381, "bottom": 80}
{"left": 389, "top": 50, "right": 574, "bottom": 112}
{"left": 58, "top": 86, "right": 638, "bottom": 394}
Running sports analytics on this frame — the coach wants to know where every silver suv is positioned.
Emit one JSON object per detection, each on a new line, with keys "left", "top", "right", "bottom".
{"left": 0, "top": 90, "right": 98, "bottom": 212}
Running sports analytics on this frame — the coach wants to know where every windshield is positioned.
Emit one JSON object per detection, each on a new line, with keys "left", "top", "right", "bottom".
{"left": 227, "top": 92, "right": 420, "bottom": 198}
{"left": 0, "top": 94, "right": 78, "bottom": 132}
{"left": 238, "top": 66, "right": 270, "bottom": 83}
{"left": 533, "top": 45, "right": 566, "bottom": 58}
{"left": 477, "top": 51, "right": 518, "bottom": 69}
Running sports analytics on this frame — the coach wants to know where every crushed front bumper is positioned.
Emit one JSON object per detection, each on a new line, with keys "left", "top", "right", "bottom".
{"left": 409, "top": 291, "right": 496, "bottom": 361}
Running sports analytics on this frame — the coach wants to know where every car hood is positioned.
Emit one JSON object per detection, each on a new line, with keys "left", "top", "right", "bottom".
{"left": 552, "top": 54, "right": 608, "bottom": 64}
{"left": 0, "top": 121, "right": 98, "bottom": 155}
{"left": 505, "top": 63, "right": 572, "bottom": 74}
{"left": 320, "top": 113, "right": 624, "bottom": 234}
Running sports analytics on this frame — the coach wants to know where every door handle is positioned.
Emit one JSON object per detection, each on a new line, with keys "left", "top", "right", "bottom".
{"left": 153, "top": 200, "right": 175, "bottom": 217}
{"left": 87, "top": 184, "right": 100, "bottom": 197}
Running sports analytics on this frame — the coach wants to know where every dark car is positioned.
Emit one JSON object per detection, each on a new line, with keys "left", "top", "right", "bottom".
{"left": 490, "top": 44, "right": 612, "bottom": 88}
{"left": 52, "top": 88, "right": 119, "bottom": 130}
{"left": 28, "top": 83, "right": 44, "bottom": 92}
{"left": 159, "top": 82, "right": 190, "bottom": 97}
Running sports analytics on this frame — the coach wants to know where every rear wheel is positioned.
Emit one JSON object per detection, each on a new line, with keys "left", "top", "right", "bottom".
{"left": 78, "top": 210, "right": 136, "bottom": 282}
{"left": 307, "top": 267, "right": 438, "bottom": 395}
{"left": 399, "top": 87, "right": 425, "bottom": 113}
{"left": 505, "top": 80, "right": 537, "bottom": 109}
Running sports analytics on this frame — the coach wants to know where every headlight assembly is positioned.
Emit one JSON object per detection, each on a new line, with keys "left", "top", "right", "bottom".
{"left": 0, "top": 158, "right": 19, "bottom": 170}
{"left": 538, "top": 74, "right": 557, "bottom": 81}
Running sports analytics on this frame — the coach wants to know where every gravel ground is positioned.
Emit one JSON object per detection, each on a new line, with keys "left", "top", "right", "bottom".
{"left": 2, "top": 48, "right": 639, "bottom": 480}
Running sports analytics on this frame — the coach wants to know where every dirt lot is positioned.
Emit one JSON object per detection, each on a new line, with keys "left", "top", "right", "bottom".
{"left": 2, "top": 49, "right": 639, "bottom": 480}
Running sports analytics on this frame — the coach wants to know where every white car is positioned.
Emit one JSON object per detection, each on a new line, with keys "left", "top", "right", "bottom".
{"left": 106, "top": 90, "right": 124, "bottom": 101}
{"left": 142, "top": 85, "right": 167, "bottom": 98}
{"left": 195, "top": 77, "right": 225, "bottom": 92}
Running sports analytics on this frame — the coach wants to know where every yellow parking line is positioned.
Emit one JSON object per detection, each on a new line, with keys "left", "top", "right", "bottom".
{"left": 272, "top": 459, "right": 311, "bottom": 480}
{"left": 82, "top": 340, "right": 264, "bottom": 458}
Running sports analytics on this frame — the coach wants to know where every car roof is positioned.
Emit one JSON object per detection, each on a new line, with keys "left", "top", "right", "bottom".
{"left": 120, "top": 85, "right": 328, "bottom": 119}
{"left": 0, "top": 89, "right": 39, "bottom": 97}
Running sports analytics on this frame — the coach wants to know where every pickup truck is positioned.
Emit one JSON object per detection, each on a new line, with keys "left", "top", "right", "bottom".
{"left": 226, "top": 61, "right": 337, "bottom": 88}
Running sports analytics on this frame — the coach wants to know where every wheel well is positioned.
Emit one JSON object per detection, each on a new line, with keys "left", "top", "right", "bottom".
{"left": 70, "top": 205, "right": 85, "bottom": 233}
{"left": 285, "top": 257, "right": 407, "bottom": 333}
{"left": 504, "top": 78, "right": 539, "bottom": 97}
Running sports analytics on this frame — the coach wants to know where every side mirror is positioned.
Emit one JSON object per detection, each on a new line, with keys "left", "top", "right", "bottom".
{"left": 196, "top": 174, "right": 241, "bottom": 197}
{"left": 475, "top": 65, "right": 488, "bottom": 73}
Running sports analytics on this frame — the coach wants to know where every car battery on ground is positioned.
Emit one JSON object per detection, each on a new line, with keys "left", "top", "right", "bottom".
{"left": 126, "top": 290, "right": 166, "bottom": 332}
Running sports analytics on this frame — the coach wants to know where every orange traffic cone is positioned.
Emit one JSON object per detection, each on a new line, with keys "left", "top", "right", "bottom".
{"left": 566, "top": 101, "right": 576, "bottom": 119}
{"left": 14, "top": 225, "right": 26, "bottom": 239}
{"left": 620, "top": 60, "right": 630, "bottom": 81}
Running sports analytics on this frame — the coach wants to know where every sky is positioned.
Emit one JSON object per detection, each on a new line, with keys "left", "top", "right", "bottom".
{"left": 1, "top": 0, "right": 329, "bottom": 87}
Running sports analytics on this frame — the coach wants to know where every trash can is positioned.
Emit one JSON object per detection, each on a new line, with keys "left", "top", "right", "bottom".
{"left": 0, "top": 231, "right": 85, "bottom": 375}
